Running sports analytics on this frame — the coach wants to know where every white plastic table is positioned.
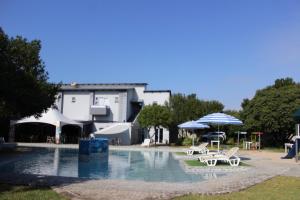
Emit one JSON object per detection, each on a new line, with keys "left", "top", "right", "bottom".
{"left": 244, "top": 141, "right": 252, "bottom": 150}
{"left": 285, "top": 143, "right": 293, "bottom": 153}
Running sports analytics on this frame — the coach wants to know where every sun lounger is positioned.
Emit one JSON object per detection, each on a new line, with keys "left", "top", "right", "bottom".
{"left": 186, "top": 142, "right": 209, "bottom": 155}
{"left": 200, "top": 147, "right": 240, "bottom": 166}
{"left": 141, "top": 139, "right": 151, "bottom": 147}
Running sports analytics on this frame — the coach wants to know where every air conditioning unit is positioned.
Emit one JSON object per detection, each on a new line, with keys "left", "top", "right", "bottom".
{"left": 90, "top": 105, "right": 109, "bottom": 115}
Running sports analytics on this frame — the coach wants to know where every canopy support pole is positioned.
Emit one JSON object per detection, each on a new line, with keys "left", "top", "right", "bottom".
{"left": 55, "top": 121, "right": 61, "bottom": 144}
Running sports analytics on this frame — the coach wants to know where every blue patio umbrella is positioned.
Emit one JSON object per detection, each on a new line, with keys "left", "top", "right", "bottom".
{"left": 178, "top": 121, "right": 210, "bottom": 146}
{"left": 196, "top": 113, "right": 243, "bottom": 150}
{"left": 178, "top": 121, "right": 210, "bottom": 129}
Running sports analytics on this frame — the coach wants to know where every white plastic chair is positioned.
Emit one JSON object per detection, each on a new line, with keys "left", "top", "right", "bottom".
{"left": 186, "top": 143, "right": 209, "bottom": 155}
{"left": 200, "top": 147, "right": 240, "bottom": 167}
{"left": 141, "top": 139, "right": 151, "bottom": 147}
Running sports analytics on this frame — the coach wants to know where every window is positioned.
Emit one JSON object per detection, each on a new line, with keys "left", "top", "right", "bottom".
{"left": 95, "top": 97, "right": 99, "bottom": 105}
{"left": 71, "top": 97, "right": 76, "bottom": 103}
{"left": 96, "top": 97, "right": 110, "bottom": 106}
{"left": 115, "top": 97, "right": 119, "bottom": 103}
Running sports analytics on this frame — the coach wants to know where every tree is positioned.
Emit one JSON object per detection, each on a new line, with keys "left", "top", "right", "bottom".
{"left": 0, "top": 28, "right": 59, "bottom": 138}
{"left": 223, "top": 109, "right": 244, "bottom": 143}
{"left": 167, "top": 93, "right": 224, "bottom": 126}
{"left": 166, "top": 93, "right": 224, "bottom": 143}
{"left": 241, "top": 78, "right": 300, "bottom": 146}
{"left": 138, "top": 104, "right": 171, "bottom": 145}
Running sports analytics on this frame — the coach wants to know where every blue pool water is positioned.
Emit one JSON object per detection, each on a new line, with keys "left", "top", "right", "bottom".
{"left": 0, "top": 147, "right": 224, "bottom": 182}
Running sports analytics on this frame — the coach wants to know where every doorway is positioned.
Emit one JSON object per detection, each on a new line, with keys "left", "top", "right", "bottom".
{"left": 155, "top": 128, "right": 164, "bottom": 143}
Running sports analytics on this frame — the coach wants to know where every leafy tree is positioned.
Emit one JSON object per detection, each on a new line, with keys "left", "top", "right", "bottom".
{"left": 0, "top": 28, "right": 59, "bottom": 139}
{"left": 241, "top": 78, "right": 300, "bottom": 146}
{"left": 138, "top": 104, "right": 171, "bottom": 145}
{"left": 167, "top": 93, "right": 224, "bottom": 126}
{"left": 166, "top": 93, "right": 224, "bottom": 143}
{"left": 223, "top": 109, "right": 244, "bottom": 143}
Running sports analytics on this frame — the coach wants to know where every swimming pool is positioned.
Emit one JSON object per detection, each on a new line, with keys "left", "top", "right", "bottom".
{"left": 0, "top": 147, "right": 225, "bottom": 182}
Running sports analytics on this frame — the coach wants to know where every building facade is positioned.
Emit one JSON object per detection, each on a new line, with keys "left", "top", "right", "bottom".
{"left": 55, "top": 83, "right": 171, "bottom": 145}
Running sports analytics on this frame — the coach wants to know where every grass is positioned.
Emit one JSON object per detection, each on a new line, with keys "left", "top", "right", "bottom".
{"left": 173, "top": 176, "right": 300, "bottom": 200}
{"left": 184, "top": 160, "right": 250, "bottom": 167}
{"left": 175, "top": 152, "right": 187, "bottom": 155}
{"left": 0, "top": 184, "right": 68, "bottom": 200}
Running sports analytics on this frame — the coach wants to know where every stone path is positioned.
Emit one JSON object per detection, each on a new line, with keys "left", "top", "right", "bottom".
{"left": 1, "top": 143, "right": 300, "bottom": 200}
{"left": 53, "top": 151, "right": 294, "bottom": 200}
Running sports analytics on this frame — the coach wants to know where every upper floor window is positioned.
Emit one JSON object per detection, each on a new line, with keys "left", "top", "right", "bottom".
{"left": 71, "top": 97, "right": 76, "bottom": 103}
{"left": 115, "top": 97, "right": 119, "bottom": 103}
{"left": 95, "top": 97, "right": 110, "bottom": 106}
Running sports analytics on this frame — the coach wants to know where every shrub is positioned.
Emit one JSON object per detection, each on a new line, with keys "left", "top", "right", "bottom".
{"left": 226, "top": 137, "right": 235, "bottom": 145}
{"left": 181, "top": 137, "right": 193, "bottom": 146}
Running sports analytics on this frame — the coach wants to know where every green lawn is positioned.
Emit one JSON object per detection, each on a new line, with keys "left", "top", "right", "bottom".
{"left": 174, "top": 176, "right": 300, "bottom": 200}
{"left": 175, "top": 152, "right": 187, "bottom": 155}
{"left": 0, "top": 184, "right": 68, "bottom": 200}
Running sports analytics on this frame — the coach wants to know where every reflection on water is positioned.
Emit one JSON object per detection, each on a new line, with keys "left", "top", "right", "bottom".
{"left": 78, "top": 153, "right": 109, "bottom": 178}
{"left": 0, "top": 148, "right": 225, "bottom": 182}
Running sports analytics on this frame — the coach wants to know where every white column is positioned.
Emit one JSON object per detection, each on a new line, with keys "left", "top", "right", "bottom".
{"left": 298, "top": 124, "right": 300, "bottom": 136}
{"left": 55, "top": 121, "right": 61, "bottom": 144}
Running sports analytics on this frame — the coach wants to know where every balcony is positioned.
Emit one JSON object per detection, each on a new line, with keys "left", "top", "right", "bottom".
{"left": 90, "top": 105, "right": 109, "bottom": 115}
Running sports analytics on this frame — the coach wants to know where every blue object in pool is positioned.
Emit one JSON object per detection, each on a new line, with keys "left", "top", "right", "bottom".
{"left": 79, "top": 138, "right": 109, "bottom": 155}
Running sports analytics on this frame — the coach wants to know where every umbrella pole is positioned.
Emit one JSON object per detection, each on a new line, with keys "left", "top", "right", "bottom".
{"left": 218, "top": 124, "right": 220, "bottom": 152}
{"left": 295, "top": 139, "right": 298, "bottom": 162}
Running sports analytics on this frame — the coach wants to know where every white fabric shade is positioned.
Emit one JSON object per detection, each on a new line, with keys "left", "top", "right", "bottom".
{"left": 12, "top": 108, "right": 83, "bottom": 128}
{"left": 93, "top": 124, "right": 130, "bottom": 135}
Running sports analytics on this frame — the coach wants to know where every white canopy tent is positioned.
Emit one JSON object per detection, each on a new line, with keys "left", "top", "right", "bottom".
{"left": 10, "top": 108, "right": 83, "bottom": 144}
{"left": 93, "top": 123, "right": 131, "bottom": 145}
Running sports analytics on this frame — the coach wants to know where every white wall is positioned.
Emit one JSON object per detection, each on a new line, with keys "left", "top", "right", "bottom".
{"left": 118, "top": 92, "right": 128, "bottom": 122}
{"left": 134, "top": 85, "right": 147, "bottom": 101}
{"left": 93, "top": 91, "right": 121, "bottom": 122}
{"left": 143, "top": 92, "right": 170, "bottom": 106}
{"left": 62, "top": 91, "right": 92, "bottom": 121}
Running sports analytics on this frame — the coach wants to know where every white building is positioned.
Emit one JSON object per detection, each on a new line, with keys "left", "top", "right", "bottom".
{"left": 54, "top": 83, "right": 171, "bottom": 145}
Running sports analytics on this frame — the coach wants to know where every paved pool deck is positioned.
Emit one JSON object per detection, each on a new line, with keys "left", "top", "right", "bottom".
{"left": 1, "top": 143, "right": 300, "bottom": 200}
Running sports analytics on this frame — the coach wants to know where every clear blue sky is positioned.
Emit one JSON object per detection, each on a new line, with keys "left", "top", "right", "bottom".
{"left": 1, "top": 0, "right": 300, "bottom": 109}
